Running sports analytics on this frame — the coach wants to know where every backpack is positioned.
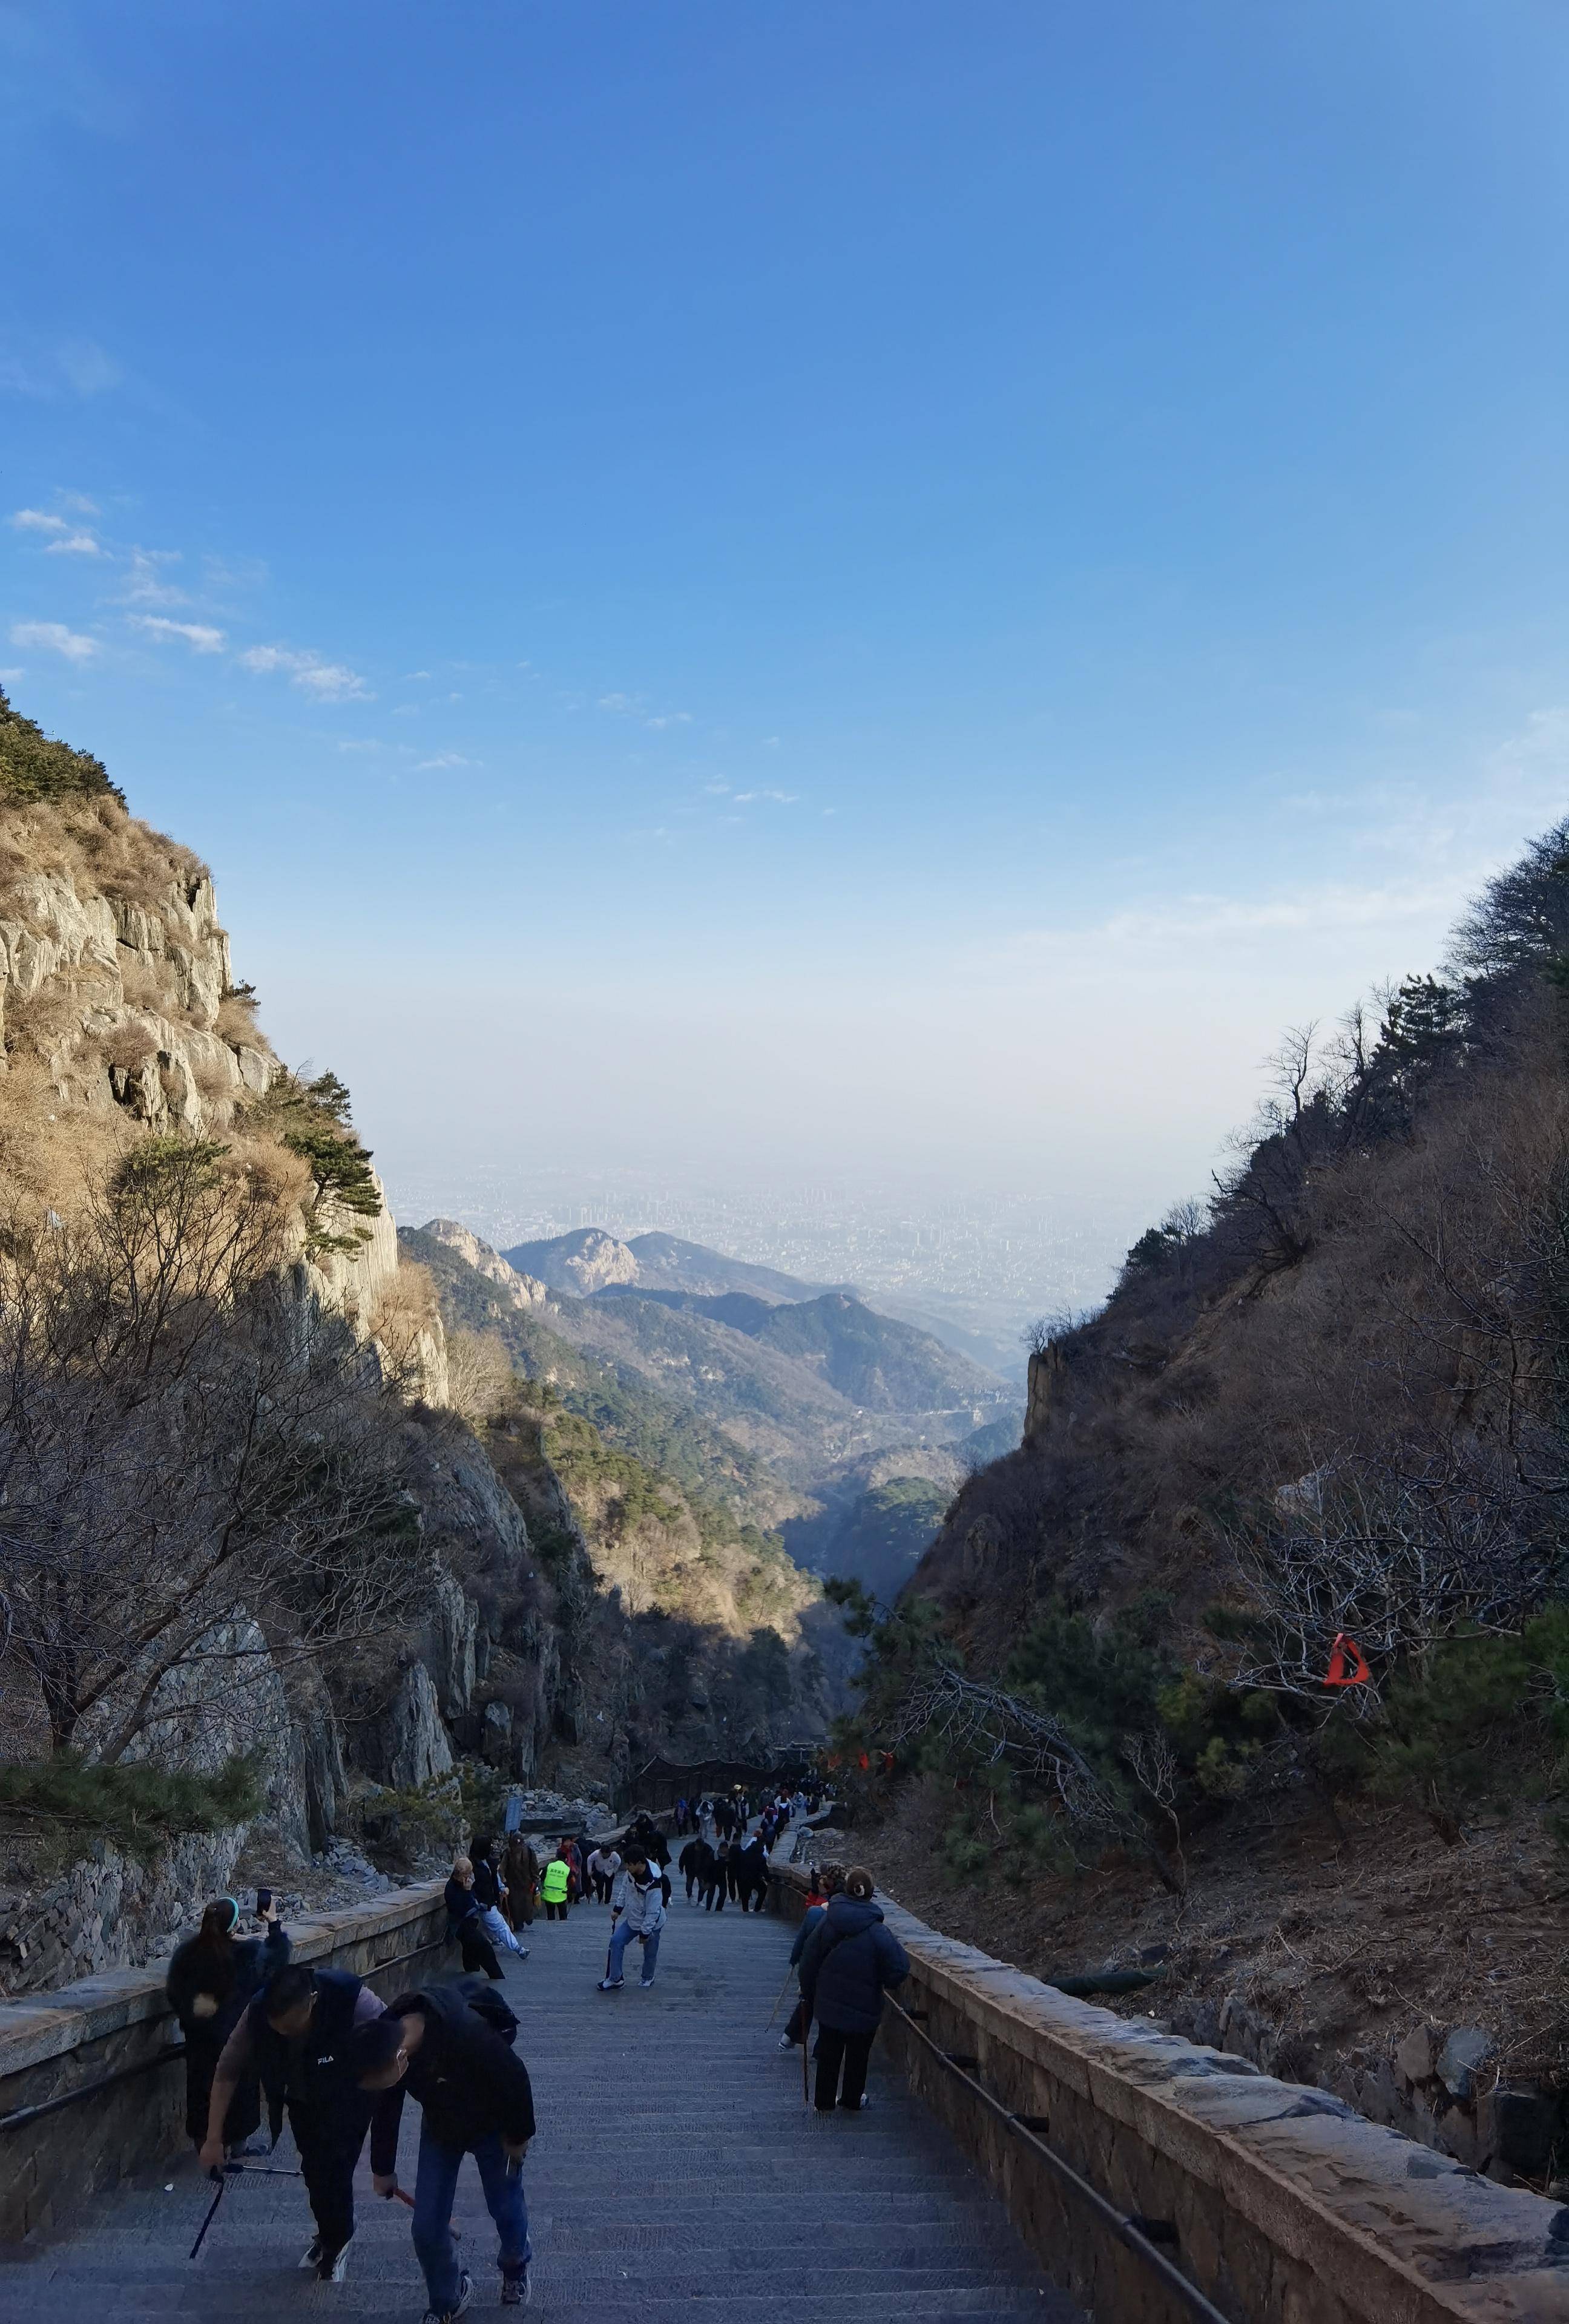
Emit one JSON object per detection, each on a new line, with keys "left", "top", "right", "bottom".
{"left": 452, "top": 1972, "right": 518, "bottom": 2047}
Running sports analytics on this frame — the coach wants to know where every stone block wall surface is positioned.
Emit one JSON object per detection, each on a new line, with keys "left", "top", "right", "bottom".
{"left": 767, "top": 1853, "right": 1569, "bottom": 2324}
{"left": 0, "top": 1879, "right": 450, "bottom": 2244}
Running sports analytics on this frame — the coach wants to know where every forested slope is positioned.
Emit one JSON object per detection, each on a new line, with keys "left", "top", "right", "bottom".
{"left": 836, "top": 823, "right": 1569, "bottom": 2184}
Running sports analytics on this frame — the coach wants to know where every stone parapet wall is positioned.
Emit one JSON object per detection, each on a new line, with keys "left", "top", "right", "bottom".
{"left": 767, "top": 1854, "right": 1569, "bottom": 2324}
{"left": 0, "top": 1879, "right": 450, "bottom": 2245}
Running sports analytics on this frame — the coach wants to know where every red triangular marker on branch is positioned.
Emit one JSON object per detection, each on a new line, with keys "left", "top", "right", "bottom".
{"left": 1323, "top": 1632, "right": 1371, "bottom": 1687}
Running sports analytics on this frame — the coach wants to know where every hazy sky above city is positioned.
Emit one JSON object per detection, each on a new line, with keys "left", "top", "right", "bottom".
{"left": 4, "top": 2, "right": 1567, "bottom": 1258}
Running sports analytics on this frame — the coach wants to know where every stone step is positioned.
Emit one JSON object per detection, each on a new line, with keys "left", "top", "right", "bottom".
{"left": 0, "top": 1891, "right": 1082, "bottom": 2324}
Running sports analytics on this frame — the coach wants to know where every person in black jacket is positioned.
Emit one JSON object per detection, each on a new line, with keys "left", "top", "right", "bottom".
{"left": 471, "top": 1836, "right": 528, "bottom": 1961}
{"left": 732, "top": 1833, "right": 768, "bottom": 1912}
{"left": 700, "top": 1839, "right": 729, "bottom": 1911}
{"left": 446, "top": 1857, "right": 504, "bottom": 1980}
{"left": 357, "top": 1976, "right": 536, "bottom": 2319}
{"left": 165, "top": 1894, "right": 289, "bottom": 2153}
{"left": 798, "top": 1867, "right": 910, "bottom": 2113}
{"left": 201, "top": 1962, "right": 397, "bottom": 2281}
{"left": 679, "top": 1837, "right": 707, "bottom": 1901}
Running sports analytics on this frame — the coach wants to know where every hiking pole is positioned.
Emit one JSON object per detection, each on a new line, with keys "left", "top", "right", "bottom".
{"left": 392, "top": 2187, "right": 461, "bottom": 2237}
{"left": 188, "top": 2168, "right": 229, "bottom": 2260}
{"left": 765, "top": 1960, "right": 795, "bottom": 2030}
{"left": 801, "top": 2005, "right": 812, "bottom": 2107}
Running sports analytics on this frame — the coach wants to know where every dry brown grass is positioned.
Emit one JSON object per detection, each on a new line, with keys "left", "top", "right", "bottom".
{"left": 215, "top": 993, "right": 262, "bottom": 1048}
{"left": 371, "top": 1259, "right": 444, "bottom": 1393}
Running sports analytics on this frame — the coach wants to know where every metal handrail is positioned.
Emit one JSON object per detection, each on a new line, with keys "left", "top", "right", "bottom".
{"left": 883, "top": 1992, "right": 1234, "bottom": 2324}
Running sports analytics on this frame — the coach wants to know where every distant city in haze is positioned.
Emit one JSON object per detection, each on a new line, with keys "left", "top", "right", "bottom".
{"left": 382, "top": 1164, "right": 1152, "bottom": 1382}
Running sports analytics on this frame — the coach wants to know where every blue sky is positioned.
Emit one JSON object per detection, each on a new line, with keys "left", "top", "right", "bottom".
{"left": 4, "top": 1, "right": 1567, "bottom": 1246}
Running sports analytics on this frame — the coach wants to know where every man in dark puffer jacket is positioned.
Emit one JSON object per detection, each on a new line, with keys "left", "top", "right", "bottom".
{"left": 798, "top": 1866, "right": 910, "bottom": 2112}
{"left": 356, "top": 1975, "right": 536, "bottom": 2318}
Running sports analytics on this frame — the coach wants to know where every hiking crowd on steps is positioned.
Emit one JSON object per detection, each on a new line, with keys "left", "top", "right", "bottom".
{"left": 165, "top": 1790, "right": 883, "bottom": 2324}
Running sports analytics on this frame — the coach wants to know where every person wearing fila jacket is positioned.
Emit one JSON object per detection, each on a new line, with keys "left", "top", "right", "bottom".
{"left": 597, "top": 1850, "right": 666, "bottom": 1989}
{"left": 200, "top": 1962, "right": 398, "bottom": 2282}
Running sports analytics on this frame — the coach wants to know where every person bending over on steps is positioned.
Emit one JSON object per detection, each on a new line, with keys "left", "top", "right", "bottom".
{"left": 357, "top": 1975, "right": 536, "bottom": 2321}
{"left": 585, "top": 1842, "right": 621, "bottom": 1903}
{"left": 598, "top": 1850, "right": 668, "bottom": 1989}
{"left": 798, "top": 1866, "right": 909, "bottom": 2113}
{"left": 201, "top": 1961, "right": 397, "bottom": 2283}
{"left": 166, "top": 1893, "right": 289, "bottom": 2158}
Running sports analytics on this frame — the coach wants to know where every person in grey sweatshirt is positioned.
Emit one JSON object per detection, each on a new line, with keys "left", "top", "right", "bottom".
{"left": 597, "top": 1852, "right": 668, "bottom": 1989}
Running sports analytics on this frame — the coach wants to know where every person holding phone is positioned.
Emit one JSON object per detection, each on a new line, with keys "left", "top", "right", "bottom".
{"left": 166, "top": 1891, "right": 289, "bottom": 2157}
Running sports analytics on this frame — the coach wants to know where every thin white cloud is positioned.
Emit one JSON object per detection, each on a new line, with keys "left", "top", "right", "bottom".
{"left": 119, "top": 548, "right": 186, "bottom": 606}
{"left": 238, "top": 643, "right": 370, "bottom": 701}
{"left": 645, "top": 711, "right": 692, "bottom": 730}
{"left": 10, "top": 508, "right": 68, "bottom": 534}
{"left": 732, "top": 789, "right": 798, "bottom": 805}
{"left": 56, "top": 340, "right": 122, "bottom": 397}
{"left": 705, "top": 781, "right": 731, "bottom": 794}
{"left": 415, "top": 752, "right": 473, "bottom": 771}
{"left": 10, "top": 620, "right": 96, "bottom": 662}
{"left": 130, "top": 614, "right": 226, "bottom": 653}
{"left": 45, "top": 531, "right": 101, "bottom": 556}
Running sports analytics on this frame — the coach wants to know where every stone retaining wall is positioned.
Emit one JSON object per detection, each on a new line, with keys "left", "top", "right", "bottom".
{"left": 768, "top": 1856, "right": 1569, "bottom": 2324}
{"left": 0, "top": 1879, "right": 450, "bottom": 2244}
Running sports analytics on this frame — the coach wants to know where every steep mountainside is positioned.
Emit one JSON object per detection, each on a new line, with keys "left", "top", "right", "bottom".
{"left": 838, "top": 828, "right": 1569, "bottom": 2184}
{"left": 0, "top": 689, "right": 836, "bottom": 1980}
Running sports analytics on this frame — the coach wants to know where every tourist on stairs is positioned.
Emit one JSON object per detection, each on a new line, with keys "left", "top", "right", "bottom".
{"left": 166, "top": 1892, "right": 289, "bottom": 2159}
{"left": 357, "top": 1976, "right": 536, "bottom": 2320}
{"left": 446, "top": 1858, "right": 504, "bottom": 1980}
{"left": 585, "top": 1841, "right": 621, "bottom": 1903}
{"left": 598, "top": 1850, "right": 667, "bottom": 1989}
{"left": 472, "top": 1836, "right": 528, "bottom": 1960}
{"left": 200, "top": 1961, "right": 396, "bottom": 2283}
{"left": 798, "top": 1867, "right": 909, "bottom": 2113}
{"left": 777, "top": 1871, "right": 835, "bottom": 2052}
{"left": 539, "top": 1845, "right": 572, "bottom": 1921}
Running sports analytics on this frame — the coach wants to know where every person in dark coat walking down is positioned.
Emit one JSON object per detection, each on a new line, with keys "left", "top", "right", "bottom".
{"left": 357, "top": 1975, "right": 536, "bottom": 2319}
{"left": 700, "top": 1839, "right": 729, "bottom": 1911}
{"left": 732, "top": 1832, "right": 768, "bottom": 1912}
{"left": 798, "top": 1867, "right": 909, "bottom": 2113}
{"left": 777, "top": 1872, "right": 835, "bottom": 2052}
{"left": 446, "top": 1857, "right": 504, "bottom": 1979}
{"left": 166, "top": 1894, "right": 289, "bottom": 2153}
{"left": 679, "top": 1837, "right": 708, "bottom": 1901}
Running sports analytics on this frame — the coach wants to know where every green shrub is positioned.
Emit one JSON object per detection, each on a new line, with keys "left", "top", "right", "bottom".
{"left": 0, "top": 1751, "right": 264, "bottom": 1859}
{"left": 0, "top": 687, "right": 122, "bottom": 805}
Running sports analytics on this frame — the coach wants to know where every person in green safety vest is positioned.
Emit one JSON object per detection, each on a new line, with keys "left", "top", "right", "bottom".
{"left": 539, "top": 1846, "right": 571, "bottom": 1922}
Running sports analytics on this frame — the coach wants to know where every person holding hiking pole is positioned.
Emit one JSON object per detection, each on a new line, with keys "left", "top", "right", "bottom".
{"left": 200, "top": 1961, "right": 398, "bottom": 2281}
{"left": 355, "top": 1975, "right": 536, "bottom": 2319}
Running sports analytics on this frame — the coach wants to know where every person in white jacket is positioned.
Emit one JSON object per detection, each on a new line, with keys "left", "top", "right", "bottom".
{"left": 597, "top": 1853, "right": 668, "bottom": 1991}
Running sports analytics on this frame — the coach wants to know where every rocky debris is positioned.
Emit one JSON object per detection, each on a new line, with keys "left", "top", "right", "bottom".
{"left": 506, "top": 1786, "right": 614, "bottom": 1831}
{"left": 1438, "top": 2025, "right": 1495, "bottom": 2099}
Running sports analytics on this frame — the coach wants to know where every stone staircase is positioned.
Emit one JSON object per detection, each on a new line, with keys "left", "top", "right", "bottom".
{"left": 0, "top": 1885, "right": 1081, "bottom": 2322}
